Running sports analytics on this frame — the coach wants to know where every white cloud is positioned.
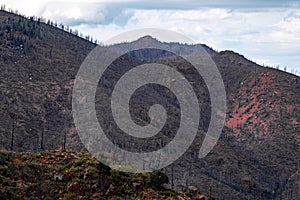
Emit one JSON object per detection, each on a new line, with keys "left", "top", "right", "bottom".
{"left": 1, "top": 1, "right": 300, "bottom": 72}
{"left": 1, "top": 0, "right": 45, "bottom": 16}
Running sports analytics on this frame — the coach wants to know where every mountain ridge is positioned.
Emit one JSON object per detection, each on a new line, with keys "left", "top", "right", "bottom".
{"left": 0, "top": 9, "right": 299, "bottom": 199}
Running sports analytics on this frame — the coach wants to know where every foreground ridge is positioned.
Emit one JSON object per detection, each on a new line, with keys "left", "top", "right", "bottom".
{"left": 0, "top": 150, "right": 210, "bottom": 200}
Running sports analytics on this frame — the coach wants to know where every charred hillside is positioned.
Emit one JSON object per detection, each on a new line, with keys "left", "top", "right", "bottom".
{"left": 0, "top": 10, "right": 95, "bottom": 151}
{"left": 0, "top": 10, "right": 299, "bottom": 200}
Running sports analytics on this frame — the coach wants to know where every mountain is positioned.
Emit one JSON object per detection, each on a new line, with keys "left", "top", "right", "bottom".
{"left": 0, "top": 9, "right": 94, "bottom": 152}
{"left": 0, "top": 9, "right": 299, "bottom": 199}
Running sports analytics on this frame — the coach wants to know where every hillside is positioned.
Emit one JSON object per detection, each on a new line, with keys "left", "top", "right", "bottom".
{"left": 0, "top": 150, "right": 208, "bottom": 200}
{"left": 0, "top": 9, "right": 94, "bottom": 151}
{"left": 0, "top": 9, "right": 299, "bottom": 200}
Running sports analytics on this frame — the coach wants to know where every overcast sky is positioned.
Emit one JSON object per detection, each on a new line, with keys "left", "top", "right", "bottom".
{"left": 2, "top": 0, "right": 300, "bottom": 74}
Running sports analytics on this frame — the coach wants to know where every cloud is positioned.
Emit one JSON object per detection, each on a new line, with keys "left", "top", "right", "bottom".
{"left": 2, "top": 0, "right": 300, "bottom": 72}
{"left": 35, "top": 2, "right": 134, "bottom": 26}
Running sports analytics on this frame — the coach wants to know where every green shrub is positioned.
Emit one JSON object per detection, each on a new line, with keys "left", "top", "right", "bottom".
{"left": 0, "top": 152, "right": 9, "bottom": 165}
{"left": 109, "top": 169, "right": 122, "bottom": 186}
{"left": 62, "top": 192, "right": 81, "bottom": 200}
{"left": 149, "top": 171, "right": 169, "bottom": 187}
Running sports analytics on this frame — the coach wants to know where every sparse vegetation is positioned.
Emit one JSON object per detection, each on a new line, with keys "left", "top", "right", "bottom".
{"left": 0, "top": 7, "right": 299, "bottom": 200}
{"left": 0, "top": 150, "right": 206, "bottom": 199}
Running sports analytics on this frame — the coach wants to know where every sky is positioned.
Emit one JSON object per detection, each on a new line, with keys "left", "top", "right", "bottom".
{"left": 1, "top": 0, "right": 300, "bottom": 74}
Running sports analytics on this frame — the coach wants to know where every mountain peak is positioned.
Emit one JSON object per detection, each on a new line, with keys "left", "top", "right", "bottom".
{"left": 138, "top": 35, "right": 158, "bottom": 41}
{"left": 133, "top": 35, "right": 161, "bottom": 45}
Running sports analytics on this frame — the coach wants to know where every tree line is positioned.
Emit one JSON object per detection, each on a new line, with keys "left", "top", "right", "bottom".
{"left": 0, "top": 4, "right": 102, "bottom": 45}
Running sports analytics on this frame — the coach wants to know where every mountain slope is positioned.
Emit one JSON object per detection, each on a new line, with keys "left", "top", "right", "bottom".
{"left": 0, "top": 10, "right": 94, "bottom": 151}
{"left": 0, "top": 10, "right": 299, "bottom": 200}
{"left": 1, "top": 150, "right": 203, "bottom": 200}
